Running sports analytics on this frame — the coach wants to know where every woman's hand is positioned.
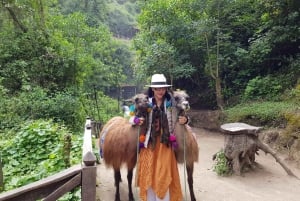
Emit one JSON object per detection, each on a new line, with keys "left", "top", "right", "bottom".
{"left": 138, "top": 117, "right": 145, "bottom": 126}
{"left": 178, "top": 116, "right": 188, "bottom": 125}
{"left": 134, "top": 117, "right": 145, "bottom": 126}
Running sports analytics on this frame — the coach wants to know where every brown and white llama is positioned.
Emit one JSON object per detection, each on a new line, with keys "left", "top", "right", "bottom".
{"left": 99, "top": 93, "right": 149, "bottom": 201}
{"left": 171, "top": 90, "right": 199, "bottom": 201}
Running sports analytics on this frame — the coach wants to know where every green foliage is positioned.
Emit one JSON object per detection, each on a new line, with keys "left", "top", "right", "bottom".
{"left": 134, "top": 0, "right": 299, "bottom": 108}
{"left": 57, "top": 188, "right": 81, "bottom": 201}
{"left": 107, "top": 1, "right": 139, "bottom": 38}
{"left": 0, "top": 89, "right": 26, "bottom": 132}
{"left": 0, "top": 0, "right": 299, "bottom": 196}
{"left": 0, "top": 86, "right": 85, "bottom": 132}
{"left": 248, "top": 0, "right": 300, "bottom": 76}
{"left": 58, "top": 0, "right": 108, "bottom": 27}
{"left": 133, "top": 0, "right": 198, "bottom": 85}
{"left": 224, "top": 101, "right": 299, "bottom": 127}
{"left": 0, "top": 0, "right": 128, "bottom": 198}
{"left": 286, "top": 83, "right": 300, "bottom": 104}
{"left": 82, "top": 91, "right": 122, "bottom": 124}
{"left": 284, "top": 111, "right": 300, "bottom": 139}
{"left": 243, "top": 76, "right": 284, "bottom": 101}
{"left": 213, "top": 150, "right": 231, "bottom": 176}
{"left": 133, "top": 38, "right": 195, "bottom": 84}
{"left": 0, "top": 119, "right": 82, "bottom": 191}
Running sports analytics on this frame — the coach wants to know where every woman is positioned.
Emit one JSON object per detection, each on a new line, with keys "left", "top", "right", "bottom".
{"left": 129, "top": 74, "right": 188, "bottom": 201}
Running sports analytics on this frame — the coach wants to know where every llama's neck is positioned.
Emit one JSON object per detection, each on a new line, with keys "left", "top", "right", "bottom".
{"left": 135, "top": 110, "right": 147, "bottom": 119}
{"left": 177, "top": 108, "right": 186, "bottom": 117}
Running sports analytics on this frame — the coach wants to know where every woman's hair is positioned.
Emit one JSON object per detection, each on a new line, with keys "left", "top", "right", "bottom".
{"left": 147, "top": 87, "right": 172, "bottom": 101}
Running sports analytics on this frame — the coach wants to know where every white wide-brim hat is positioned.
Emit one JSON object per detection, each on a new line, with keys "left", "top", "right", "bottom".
{"left": 146, "top": 74, "right": 172, "bottom": 88}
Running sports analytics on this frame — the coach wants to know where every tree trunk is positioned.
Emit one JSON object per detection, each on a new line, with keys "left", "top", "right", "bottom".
{"left": 215, "top": 77, "right": 224, "bottom": 110}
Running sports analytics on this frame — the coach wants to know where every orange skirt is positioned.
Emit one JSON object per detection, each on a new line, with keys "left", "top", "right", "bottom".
{"left": 136, "top": 140, "right": 183, "bottom": 201}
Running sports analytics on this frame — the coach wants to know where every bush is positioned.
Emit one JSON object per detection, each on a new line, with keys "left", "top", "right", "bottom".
{"left": 284, "top": 83, "right": 300, "bottom": 104}
{"left": 224, "top": 101, "right": 298, "bottom": 127}
{"left": 213, "top": 150, "right": 231, "bottom": 176}
{"left": 82, "top": 90, "right": 123, "bottom": 124}
{"left": 0, "top": 86, "right": 85, "bottom": 132}
{"left": 284, "top": 111, "right": 300, "bottom": 139}
{"left": 0, "top": 119, "right": 82, "bottom": 191}
{"left": 243, "top": 76, "right": 283, "bottom": 101}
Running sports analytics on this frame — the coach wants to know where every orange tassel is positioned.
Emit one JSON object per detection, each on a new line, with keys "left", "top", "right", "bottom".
{"left": 139, "top": 134, "right": 146, "bottom": 142}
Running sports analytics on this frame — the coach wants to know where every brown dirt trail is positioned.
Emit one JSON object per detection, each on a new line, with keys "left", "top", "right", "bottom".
{"left": 96, "top": 127, "right": 300, "bottom": 201}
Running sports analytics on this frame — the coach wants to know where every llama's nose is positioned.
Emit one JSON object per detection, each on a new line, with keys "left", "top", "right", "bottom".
{"left": 183, "top": 101, "right": 190, "bottom": 109}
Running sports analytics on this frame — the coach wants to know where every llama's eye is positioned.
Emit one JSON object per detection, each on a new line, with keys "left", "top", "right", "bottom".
{"left": 174, "top": 97, "right": 179, "bottom": 101}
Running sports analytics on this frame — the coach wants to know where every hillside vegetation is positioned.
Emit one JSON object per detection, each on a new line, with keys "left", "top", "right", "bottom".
{"left": 0, "top": 0, "right": 299, "bottom": 199}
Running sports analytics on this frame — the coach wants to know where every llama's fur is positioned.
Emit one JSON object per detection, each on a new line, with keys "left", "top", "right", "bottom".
{"left": 172, "top": 90, "right": 199, "bottom": 201}
{"left": 101, "top": 117, "right": 138, "bottom": 169}
{"left": 99, "top": 93, "right": 149, "bottom": 201}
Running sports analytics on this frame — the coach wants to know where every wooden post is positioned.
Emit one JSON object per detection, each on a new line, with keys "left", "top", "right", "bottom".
{"left": 82, "top": 152, "right": 96, "bottom": 201}
{"left": 81, "top": 118, "right": 97, "bottom": 201}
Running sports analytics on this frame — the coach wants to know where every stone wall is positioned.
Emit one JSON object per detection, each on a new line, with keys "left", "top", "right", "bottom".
{"left": 188, "top": 109, "right": 222, "bottom": 131}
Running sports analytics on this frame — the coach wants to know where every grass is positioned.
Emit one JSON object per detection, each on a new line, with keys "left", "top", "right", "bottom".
{"left": 223, "top": 101, "right": 299, "bottom": 127}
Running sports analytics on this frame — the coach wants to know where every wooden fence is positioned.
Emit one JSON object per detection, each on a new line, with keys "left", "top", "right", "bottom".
{"left": 0, "top": 118, "right": 97, "bottom": 201}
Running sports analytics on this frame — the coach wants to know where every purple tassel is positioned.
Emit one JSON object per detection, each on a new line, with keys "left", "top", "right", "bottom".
{"left": 172, "top": 141, "right": 178, "bottom": 149}
{"left": 134, "top": 117, "right": 140, "bottom": 125}
{"left": 100, "top": 148, "right": 103, "bottom": 158}
{"left": 169, "top": 134, "right": 176, "bottom": 142}
{"left": 169, "top": 133, "right": 178, "bottom": 149}
{"left": 139, "top": 142, "right": 144, "bottom": 149}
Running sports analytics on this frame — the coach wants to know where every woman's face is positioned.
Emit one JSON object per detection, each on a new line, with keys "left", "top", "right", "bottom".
{"left": 152, "top": 87, "right": 167, "bottom": 100}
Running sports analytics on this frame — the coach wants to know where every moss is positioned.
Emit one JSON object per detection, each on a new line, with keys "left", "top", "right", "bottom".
{"left": 284, "top": 111, "right": 300, "bottom": 139}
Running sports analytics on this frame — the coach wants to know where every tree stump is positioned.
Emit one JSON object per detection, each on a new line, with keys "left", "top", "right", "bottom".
{"left": 220, "top": 122, "right": 299, "bottom": 179}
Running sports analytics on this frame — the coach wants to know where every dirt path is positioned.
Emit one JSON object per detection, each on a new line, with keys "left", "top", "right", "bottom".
{"left": 96, "top": 128, "right": 300, "bottom": 201}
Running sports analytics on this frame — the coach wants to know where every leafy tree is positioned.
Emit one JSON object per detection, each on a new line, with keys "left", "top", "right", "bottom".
{"left": 248, "top": 0, "right": 299, "bottom": 81}
{"left": 58, "top": 0, "right": 108, "bottom": 27}
{"left": 133, "top": 0, "right": 196, "bottom": 87}
{"left": 134, "top": 0, "right": 299, "bottom": 108}
{"left": 106, "top": 1, "right": 139, "bottom": 38}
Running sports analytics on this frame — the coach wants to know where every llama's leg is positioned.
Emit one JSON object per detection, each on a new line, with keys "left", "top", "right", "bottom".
{"left": 114, "top": 169, "right": 121, "bottom": 201}
{"left": 127, "top": 169, "right": 135, "bottom": 201}
{"left": 186, "top": 164, "right": 196, "bottom": 201}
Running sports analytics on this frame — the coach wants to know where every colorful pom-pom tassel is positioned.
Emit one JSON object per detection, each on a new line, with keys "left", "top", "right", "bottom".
{"left": 139, "top": 142, "right": 144, "bottom": 149}
{"left": 139, "top": 134, "right": 146, "bottom": 143}
{"left": 134, "top": 117, "right": 140, "bottom": 124}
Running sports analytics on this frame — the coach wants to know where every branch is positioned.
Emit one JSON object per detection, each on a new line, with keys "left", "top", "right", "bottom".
{"left": 4, "top": 3, "right": 28, "bottom": 33}
{"left": 204, "top": 33, "right": 216, "bottom": 80}
{"left": 256, "top": 139, "right": 299, "bottom": 179}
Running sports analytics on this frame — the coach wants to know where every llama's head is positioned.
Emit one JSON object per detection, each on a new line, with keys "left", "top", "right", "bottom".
{"left": 173, "top": 90, "right": 190, "bottom": 114}
{"left": 132, "top": 93, "right": 149, "bottom": 118}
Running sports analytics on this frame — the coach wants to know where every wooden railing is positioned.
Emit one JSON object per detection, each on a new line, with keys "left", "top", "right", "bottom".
{"left": 0, "top": 118, "right": 97, "bottom": 201}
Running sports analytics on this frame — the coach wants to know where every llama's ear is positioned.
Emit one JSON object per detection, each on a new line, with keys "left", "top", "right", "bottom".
{"left": 174, "top": 94, "right": 179, "bottom": 101}
{"left": 132, "top": 94, "right": 141, "bottom": 104}
{"left": 134, "top": 97, "right": 139, "bottom": 103}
